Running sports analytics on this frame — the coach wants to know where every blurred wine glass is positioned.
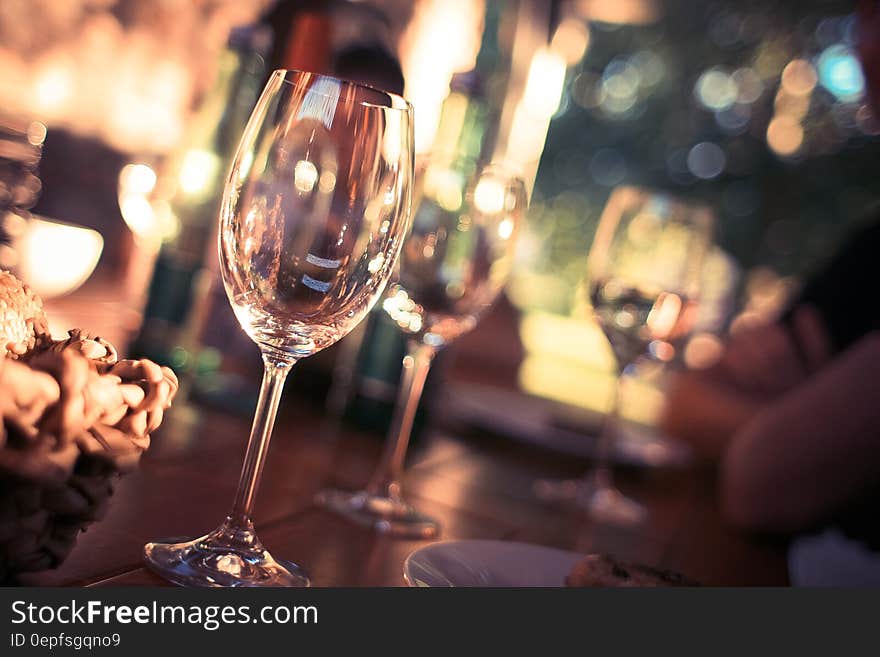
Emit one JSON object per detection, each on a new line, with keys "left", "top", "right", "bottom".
{"left": 143, "top": 69, "right": 414, "bottom": 586}
{"left": 535, "top": 187, "right": 714, "bottom": 527}
{"left": 317, "top": 160, "right": 527, "bottom": 537}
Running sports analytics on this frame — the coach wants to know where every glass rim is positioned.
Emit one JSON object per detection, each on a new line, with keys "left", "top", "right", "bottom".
{"left": 271, "top": 68, "right": 412, "bottom": 112}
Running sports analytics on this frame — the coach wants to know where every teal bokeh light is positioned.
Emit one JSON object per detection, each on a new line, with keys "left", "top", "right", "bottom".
{"left": 817, "top": 44, "right": 865, "bottom": 102}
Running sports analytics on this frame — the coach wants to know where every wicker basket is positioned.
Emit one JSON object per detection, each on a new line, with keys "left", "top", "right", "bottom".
{"left": 0, "top": 288, "right": 177, "bottom": 581}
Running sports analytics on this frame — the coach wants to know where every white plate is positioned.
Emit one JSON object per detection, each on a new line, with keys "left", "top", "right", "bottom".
{"left": 404, "top": 540, "right": 583, "bottom": 587}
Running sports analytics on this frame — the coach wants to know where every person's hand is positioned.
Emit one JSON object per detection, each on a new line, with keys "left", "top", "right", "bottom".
{"left": 658, "top": 305, "right": 832, "bottom": 459}
{"left": 721, "top": 331, "right": 880, "bottom": 534}
{"left": 714, "top": 305, "right": 832, "bottom": 398}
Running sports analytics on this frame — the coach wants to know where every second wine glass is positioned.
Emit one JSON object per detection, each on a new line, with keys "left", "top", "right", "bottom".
{"left": 534, "top": 187, "right": 713, "bottom": 527}
{"left": 317, "top": 160, "right": 527, "bottom": 537}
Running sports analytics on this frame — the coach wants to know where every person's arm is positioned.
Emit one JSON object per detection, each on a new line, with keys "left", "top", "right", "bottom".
{"left": 659, "top": 370, "right": 761, "bottom": 460}
{"left": 721, "top": 331, "right": 880, "bottom": 534}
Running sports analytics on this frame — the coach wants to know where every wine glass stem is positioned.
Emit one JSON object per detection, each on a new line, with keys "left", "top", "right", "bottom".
{"left": 590, "top": 362, "right": 633, "bottom": 491}
{"left": 367, "top": 341, "right": 435, "bottom": 499}
{"left": 226, "top": 351, "right": 295, "bottom": 528}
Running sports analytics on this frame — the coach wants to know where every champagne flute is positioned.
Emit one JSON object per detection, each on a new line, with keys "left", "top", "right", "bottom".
{"left": 143, "top": 70, "right": 414, "bottom": 586}
{"left": 534, "top": 187, "right": 713, "bottom": 527}
{"left": 317, "top": 161, "right": 527, "bottom": 537}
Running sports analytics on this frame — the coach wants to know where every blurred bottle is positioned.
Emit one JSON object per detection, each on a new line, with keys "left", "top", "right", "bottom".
{"left": 268, "top": 4, "right": 332, "bottom": 75}
{"left": 326, "top": 15, "right": 499, "bottom": 437}
{"left": 128, "top": 25, "right": 271, "bottom": 387}
{"left": 319, "top": 43, "right": 426, "bottom": 436}
{"left": 429, "top": 0, "right": 503, "bottom": 168}
{"left": 431, "top": 71, "right": 490, "bottom": 168}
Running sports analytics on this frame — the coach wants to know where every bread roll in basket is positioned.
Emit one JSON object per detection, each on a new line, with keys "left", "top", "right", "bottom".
{"left": 0, "top": 271, "right": 177, "bottom": 581}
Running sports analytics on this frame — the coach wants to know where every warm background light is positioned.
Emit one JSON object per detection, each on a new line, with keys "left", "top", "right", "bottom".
{"left": 16, "top": 217, "right": 103, "bottom": 299}
{"left": 767, "top": 115, "right": 804, "bottom": 156}
{"left": 781, "top": 59, "right": 817, "bottom": 96}
{"left": 551, "top": 18, "right": 590, "bottom": 66}
{"left": 0, "top": 1, "right": 271, "bottom": 155}
{"left": 399, "top": 0, "right": 485, "bottom": 154}
{"left": 118, "top": 161, "right": 179, "bottom": 242}
{"left": 577, "top": 0, "right": 660, "bottom": 25}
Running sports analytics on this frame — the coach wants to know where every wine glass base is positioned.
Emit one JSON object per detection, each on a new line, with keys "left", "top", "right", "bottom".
{"left": 533, "top": 478, "right": 646, "bottom": 527}
{"left": 315, "top": 488, "right": 440, "bottom": 539}
{"left": 144, "top": 526, "right": 309, "bottom": 588}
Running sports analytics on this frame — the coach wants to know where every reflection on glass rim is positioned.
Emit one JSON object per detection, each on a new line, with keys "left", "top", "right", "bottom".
{"left": 272, "top": 69, "right": 412, "bottom": 111}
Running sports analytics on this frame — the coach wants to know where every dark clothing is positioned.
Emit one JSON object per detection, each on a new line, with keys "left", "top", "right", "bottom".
{"left": 786, "top": 215, "right": 880, "bottom": 353}
{"left": 783, "top": 214, "right": 880, "bottom": 550}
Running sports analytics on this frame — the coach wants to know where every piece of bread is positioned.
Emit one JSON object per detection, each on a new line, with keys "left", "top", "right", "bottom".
{"left": 0, "top": 270, "right": 48, "bottom": 358}
{"left": 566, "top": 554, "right": 698, "bottom": 587}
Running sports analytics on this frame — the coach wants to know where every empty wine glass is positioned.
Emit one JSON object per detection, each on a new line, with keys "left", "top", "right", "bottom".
{"left": 317, "top": 160, "right": 527, "bottom": 537}
{"left": 534, "top": 187, "right": 713, "bottom": 527}
{"left": 143, "top": 69, "right": 414, "bottom": 586}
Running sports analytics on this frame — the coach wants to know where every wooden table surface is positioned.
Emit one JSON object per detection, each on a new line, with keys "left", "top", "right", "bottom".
{"left": 18, "top": 389, "right": 790, "bottom": 587}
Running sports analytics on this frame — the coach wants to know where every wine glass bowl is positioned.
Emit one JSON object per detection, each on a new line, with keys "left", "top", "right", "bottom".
{"left": 587, "top": 188, "right": 711, "bottom": 366}
{"left": 383, "top": 163, "right": 525, "bottom": 348}
{"left": 317, "top": 160, "right": 527, "bottom": 537}
{"left": 220, "top": 71, "right": 413, "bottom": 360}
{"left": 144, "top": 70, "right": 414, "bottom": 586}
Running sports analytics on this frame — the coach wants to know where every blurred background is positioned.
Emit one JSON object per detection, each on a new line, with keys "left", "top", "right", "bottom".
{"left": 1, "top": 0, "right": 877, "bottom": 456}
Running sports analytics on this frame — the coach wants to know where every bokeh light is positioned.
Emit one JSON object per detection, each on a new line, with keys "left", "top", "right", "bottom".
{"left": 32, "top": 53, "right": 75, "bottom": 120}
{"left": 774, "top": 90, "right": 810, "bottom": 120}
{"left": 474, "top": 175, "right": 507, "bottom": 215}
{"left": 600, "top": 58, "right": 641, "bottom": 115}
{"left": 766, "top": 116, "right": 804, "bottom": 157}
{"left": 686, "top": 142, "right": 726, "bottom": 179}
{"left": 781, "top": 59, "right": 817, "bottom": 96}
{"left": 629, "top": 50, "right": 665, "bottom": 87}
{"left": 576, "top": 0, "right": 661, "bottom": 25}
{"left": 551, "top": 18, "right": 590, "bottom": 65}
{"left": 732, "top": 67, "right": 764, "bottom": 104}
{"left": 294, "top": 160, "right": 319, "bottom": 195}
{"left": 178, "top": 149, "right": 220, "bottom": 198}
{"left": 694, "top": 68, "right": 737, "bottom": 111}
{"left": 523, "top": 48, "right": 568, "bottom": 117}
{"left": 753, "top": 40, "right": 788, "bottom": 79}
{"left": 589, "top": 148, "right": 627, "bottom": 186}
{"left": 715, "top": 103, "right": 751, "bottom": 134}
{"left": 570, "top": 72, "right": 601, "bottom": 109}
{"left": 709, "top": 11, "right": 743, "bottom": 48}
{"left": 400, "top": 0, "right": 484, "bottom": 154}
{"left": 817, "top": 44, "right": 865, "bottom": 103}
{"left": 119, "top": 163, "right": 157, "bottom": 196}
